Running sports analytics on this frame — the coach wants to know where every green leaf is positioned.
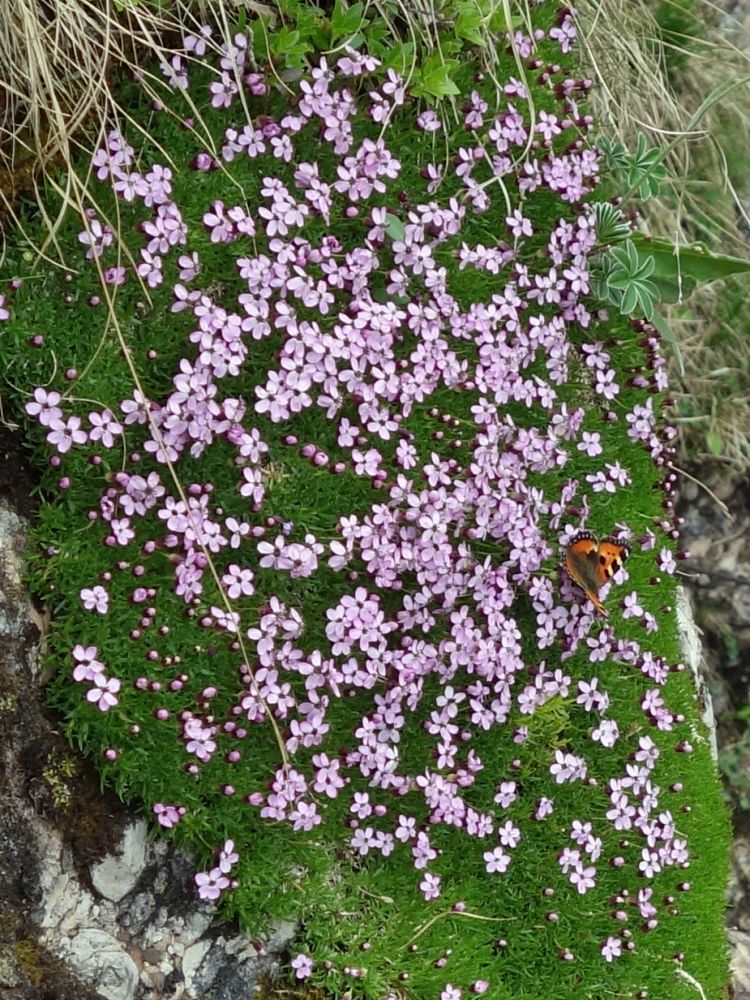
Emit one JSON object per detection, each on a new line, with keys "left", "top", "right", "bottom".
{"left": 385, "top": 213, "right": 406, "bottom": 242}
{"left": 706, "top": 430, "right": 724, "bottom": 456}
{"left": 592, "top": 201, "right": 632, "bottom": 246}
{"left": 363, "top": 16, "right": 389, "bottom": 49}
{"left": 331, "top": 0, "right": 364, "bottom": 41}
{"left": 609, "top": 240, "right": 640, "bottom": 273}
{"left": 455, "top": 3, "right": 484, "bottom": 46}
{"left": 631, "top": 236, "right": 750, "bottom": 305}
{"left": 415, "top": 54, "right": 461, "bottom": 98}
{"left": 619, "top": 285, "right": 638, "bottom": 315}
{"left": 382, "top": 41, "right": 414, "bottom": 73}
{"left": 488, "top": 6, "right": 519, "bottom": 31}
{"left": 269, "top": 27, "right": 311, "bottom": 68}
{"left": 296, "top": 8, "right": 330, "bottom": 50}
{"left": 598, "top": 137, "right": 629, "bottom": 170}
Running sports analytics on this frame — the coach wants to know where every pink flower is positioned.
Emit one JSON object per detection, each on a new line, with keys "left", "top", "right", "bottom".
{"left": 441, "top": 985, "right": 462, "bottom": 1000}
{"left": 218, "top": 839, "right": 239, "bottom": 872}
{"left": 290, "top": 953, "right": 313, "bottom": 980}
{"left": 622, "top": 591, "right": 644, "bottom": 619}
{"left": 419, "top": 871, "right": 442, "bottom": 900}
{"left": 47, "top": 416, "right": 88, "bottom": 453}
{"left": 26, "top": 388, "right": 63, "bottom": 427}
{"left": 601, "top": 936, "right": 622, "bottom": 963}
{"left": 80, "top": 585, "right": 109, "bottom": 614}
{"left": 497, "top": 821, "right": 521, "bottom": 848}
{"left": 569, "top": 862, "right": 596, "bottom": 894}
{"left": 577, "top": 431, "right": 602, "bottom": 456}
{"left": 483, "top": 846, "right": 511, "bottom": 874}
{"left": 88, "top": 409, "right": 123, "bottom": 448}
{"left": 104, "top": 266, "right": 127, "bottom": 285}
{"left": 154, "top": 803, "right": 185, "bottom": 828}
{"left": 209, "top": 71, "right": 238, "bottom": 108}
{"left": 71, "top": 644, "right": 105, "bottom": 682}
{"left": 195, "top": 866, "right": 230, "bottom": 900}
{"left": 160, "top": 54, "right": 188, "bottom": 91}
{"left": 86, "top": 673, "right": 121, "bottom": 711}
{"left": 221, "top": 564, "right": 255, "bottom": 598}
{"left": 658, "top": 547, "right": 677, "bottom": 574}
{"left": 178, "top": 252, "right": 200, "bottom": 281}
{"left": 78, "top": 217, "right": 113, "bottom": 259}
{"left": 506, "top": 208, "right": 533, "bottom": 238}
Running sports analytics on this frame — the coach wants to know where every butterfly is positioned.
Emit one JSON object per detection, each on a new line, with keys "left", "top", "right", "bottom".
{"left": 563, "top": 531, "right": 630, "bottom": 618}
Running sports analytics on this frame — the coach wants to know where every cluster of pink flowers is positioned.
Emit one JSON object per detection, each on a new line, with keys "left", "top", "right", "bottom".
{"left": 10, "top": 6, "right": 695, "bottom": 993}
{"left": 195, "top": 838, "right": 239, "bottom": 901}
{"left": 71, "top": 643, "right": 121, "bottom": 711}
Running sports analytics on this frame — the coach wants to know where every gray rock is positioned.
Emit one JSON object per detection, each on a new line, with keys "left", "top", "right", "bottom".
{"left": 730, "top": 928, "right": 750, "bottom": 999}
{"left": 62, "top": 929, "right": 140, "bottom": 1000}
{"left": 91, "top": 821, "right": 148, "bottom": 902}
{"left": 120, "top": 891, "right": 156, "bottom": 934}
{"left": 181, "top": 938, "right": 212, "bottom": 989}
{"left": 677, "top": 587, "right": 718, "bottom": 762}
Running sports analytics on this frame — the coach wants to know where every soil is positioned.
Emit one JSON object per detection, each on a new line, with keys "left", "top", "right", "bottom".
{"left": 0, "top": 419, "right": 37, "bottom": 516}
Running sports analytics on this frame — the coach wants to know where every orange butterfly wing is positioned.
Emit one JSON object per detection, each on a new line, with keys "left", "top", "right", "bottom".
{"left": 564, "top": 532, "right": 630, "bottom": 618}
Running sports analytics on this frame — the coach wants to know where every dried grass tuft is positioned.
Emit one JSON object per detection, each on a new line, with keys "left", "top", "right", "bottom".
{"left": 0, "top": 0, "right": 268, "bottom": 264}
{"left": 577, "top": 0, "right": 750, "bottom": 474}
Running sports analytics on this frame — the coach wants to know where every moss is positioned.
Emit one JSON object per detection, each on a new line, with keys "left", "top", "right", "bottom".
{"left": 41, "top": 748, "right": 77, "bottom": 810}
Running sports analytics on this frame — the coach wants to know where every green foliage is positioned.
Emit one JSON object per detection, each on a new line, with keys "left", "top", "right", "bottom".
{"left": 596, "top": 239, "right": 659, "bottom": 319}
{"left": 720, "top": 733, "right": 750, "bottom": 811}
{"left": 0, "top": 4, "right": 733, "bottom": 999}
{"left": 599, "top": 135, "right": 667, "bottom": 202}
{"left": 246, "top": 0, "right": 522, "bottom": 101}
{"left": 592, "top": 202, "right": 750, "bottom": 337}
{"left": 412, "top": 52, "right": 462, "bottom": 98}
{"left": 651, "top": 0, "right": 709, "bottom": 82}
{"left": 591, "top": 201, "right": 632, "bottom": 247}
{"left": 631, "top": 236, "right": 750, "bottom": 304}
{"left": 330, "top": 0, "right": 365, "bottom": 43}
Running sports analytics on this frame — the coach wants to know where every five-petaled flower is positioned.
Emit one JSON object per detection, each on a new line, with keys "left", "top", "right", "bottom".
{"left": 80, "top": 585, "right": 109, "bottom": 614}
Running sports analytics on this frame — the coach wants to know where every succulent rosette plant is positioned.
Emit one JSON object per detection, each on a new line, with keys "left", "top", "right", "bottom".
{"left": 0, "top": 3, "right": 728, "bottom": 998}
